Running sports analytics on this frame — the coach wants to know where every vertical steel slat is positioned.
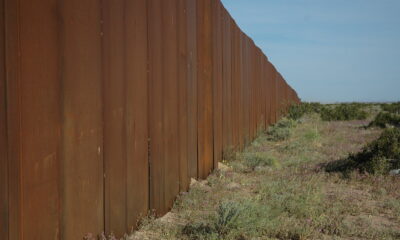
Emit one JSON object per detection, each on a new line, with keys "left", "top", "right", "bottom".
{"left": 102, "top": 0, "right": 127, "bottom": 235}
{"left": 240, "top": 32, "right": 245, "bottom": 148}
{"left": 197, "top": 0, "right": 214, "bottom": 179}
{"left": 237, "top": 30, "right": 244, "bottom": 149}
{"left": 148, "top": 0, "right": 165, "bottom": 215}
{"left": 162, "top": 0, "right": 180, "bottom": 211}
{"left": 177, "top": 0, "right": 189, "bottom": 192}
{"left": 222, "top": 8, "right": 232, "bottom": 152}
{"left": 60, "top": 0, "right": 104, "bottom": 238}
{"left": 231, "top": 22, "right": 238, "bottom": 148}
{"left": 5, "top": 0, "right": 22, "bottom": 237}
{"left": 125, "top": 0, "right": 149, "bottom": 230}
{"left": 0, "top": 0, "right": 8, "bottom": 236}
{"left": 212, "top": 0, "right": 223, "bottom": 168}
{"left": 251, "top": 42, "right": 256, "bottom": 139}
{"left": 269, "top": 62, "right": 277, "bottom": 124}
{"left": 18, "top": 0, "right": 61, "bottom": 238}
{"left": 186, "top": 0, "right": 198, "bottom": 179}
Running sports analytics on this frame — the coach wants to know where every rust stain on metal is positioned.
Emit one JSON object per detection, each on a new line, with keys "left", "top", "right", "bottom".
{"left": 162, "top": 0, "right": 180, "bottom": 211}
{"left": 148, "top": 0, "right": 166, "bottom": 216}
{"left": 212, "top": 0, "right": 223, "bottom": 168}
{"left": 178, "top": 0, "right": 190, "bottom": 192}
{"left": 197, "top": 0, "right": 214, "bottom": 179}
{"left": 186, "top": 0, "right": 199, "bottom": 180}
{"left": 124, "top": 0, "right": 149, "bottom": 232}
{"left": 61, "top": 0, "right": 104, "bottom": 238}
{"left": 0, "top": 0, "right": 8, "bottom": 237}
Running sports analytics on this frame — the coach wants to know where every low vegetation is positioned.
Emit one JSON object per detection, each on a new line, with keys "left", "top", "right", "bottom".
{"left": 326, "top": 127, "right": 400, "bottom": 175}
{"left": 266, "top": 118, "right": 297, "bottom": 141}
{"left": 369, "top": 112, "right": 400, "bottom": 128}
{"left": 320, "top": 104, "right": 368, "bottom": 121}
{"left": 287, "top": 102, "right": 323, "bottom": 120}
{"left": 381, "top": 102, "right": 400, "bottom": 114}
{"left": 288, "top": 102, "right": 370, "bottom": 122}
{"left": 125, "top": 103, "right": 399, "bottom": 240}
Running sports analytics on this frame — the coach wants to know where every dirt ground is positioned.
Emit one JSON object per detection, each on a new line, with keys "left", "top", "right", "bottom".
{"left": 129, "top": 113, "right": 399, "bottom": 240}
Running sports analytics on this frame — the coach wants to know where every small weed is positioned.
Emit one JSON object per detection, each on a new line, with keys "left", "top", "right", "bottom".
{"left": 182, "top": 202, "right": 243, "bottom": 239}
{"left": 223, "top": 146, "right": 237, "bottom": 162}
{"left": 260, "top": 176, "right": 325, "bottom": 219}
{"left": 241, "top": 152, "right": 279, "bottom": 170}
{"left": 214, "top": 202, "right": 242, "bottom": 236}
{"left": 303, "top": 127, "right": 320, "bottom": 142}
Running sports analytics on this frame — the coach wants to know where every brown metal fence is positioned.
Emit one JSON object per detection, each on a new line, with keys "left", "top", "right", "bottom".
{"left": 0, "top": 0, "right": 300, "bottom": 239}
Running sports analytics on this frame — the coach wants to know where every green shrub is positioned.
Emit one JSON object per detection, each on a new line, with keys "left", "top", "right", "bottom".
{"left": 182, "top": 223, "right": 215, "bottom": 240}
{"left": 287, "top": 102, "right": 323, "bottom": 120}
{"left": 182, "top": 202, "right": 243, "bottom": 239}
{"left": 242, "top": 152, "right": 279, "bottom": 170}
{"left": 369, "top": 112, "right": 400, "bottom": 128}
{"left": 381, "top": 102, "right": 400, "bottom": 114}
{"left": 267, "top": 118, "right": 297, "bottom": 141}
{"left": 326, "top": 128, "right": 400, "bottom": 175}
{"left": 320, "top": 104, "right": 368, "bottom": 121}
{"left": 214, "top": 202, "right": 242, "bottom": 236}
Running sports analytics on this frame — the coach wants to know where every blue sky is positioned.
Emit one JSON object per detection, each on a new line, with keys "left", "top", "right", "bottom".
{"left": 221, "top": 0, "right": 400, "bottom": 102}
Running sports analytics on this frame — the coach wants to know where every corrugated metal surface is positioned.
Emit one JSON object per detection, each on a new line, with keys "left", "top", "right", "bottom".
{"left": 231, "top": 21, "right": 240, "bottom": 148}
{"left": 162, "top": 0, "right": 180, "bottom": 211}
{"left": 124, "top": 0, "right": 149, "bottom": 230}
{"left": 212, "top": 0, "right": 223, "bottom": 168}
{"left": 186, "top": 0, "right": 199, "bottom": 180}
{"left": 19, "top": 0, "right": 61, "bottom": 238}
{"left": 103, "top": 0, "right": 150, "bottom": 234}
{"left": 178, "top": 0, "right": 190, "bottom": 192}
{"left": 197, "top": 0, "right": 214, "bottom": 179}
{"left": 222, "top": 8, "right": 232, "bottom": 151}
{"left": 103, "top": 0, "right": 127, "bottom": 234}
{"left": 1, "top": 0, "right": 301, "bottom": 239}
{"left": 5, "top": 0, "right": 23, "bottom": 238}
{"left": 0, "top": 0, "right": 8, "bottom": 237}
{"left": 148, "top": 0, "right": 166, "bottom": 216}
{"left": 61, "top": 0, "right": 104, "bottom": 239}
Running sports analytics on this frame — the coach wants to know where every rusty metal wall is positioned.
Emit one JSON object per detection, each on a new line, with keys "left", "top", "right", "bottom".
{"left": 222, "top": 7, "right": 233, "bottom": 151}
{"left": 237, "top": 30, "right": 244, "bottom": 150}
{"left": 162, "top": 0, "right": 180, "bottom": 212}
{"left": 4, "top": 0, "right": 21, "bottom": 238}
{"left": 102, "top": 0, "right": 127, "bottom": 234}
{"left": 148, "top": 0, "right": 166, "bottom": 216}
{"left": 187, "top": 0, "right": 199, "bottom": 179}
{"left": 2, "top": 0, "right": 300, "bottom": 239}
{"left": 178, "top": 0, "right": 190, "bottom": 192}
{"left": 231, "top": 21, "right": 240, "bottom": 148}
{"left": 0, "top": 0, "right": 7, "bottom": 238}
{"left": 19, "top": 0, "right": 61, "bottom": 238}
{"left": 243, "top": 36, "right": 250, "bottom": 143}
{"left": 197, "top": 0, "right": 214, "bottom": 179}
{"left": 103, "top": 0, "right": 150, "bottom": 235}
{"left": 212, "top": 0, "right": 223, "bottom": 168}
{"left": 61, "top": 0, "right": 105, "bottom": 238}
